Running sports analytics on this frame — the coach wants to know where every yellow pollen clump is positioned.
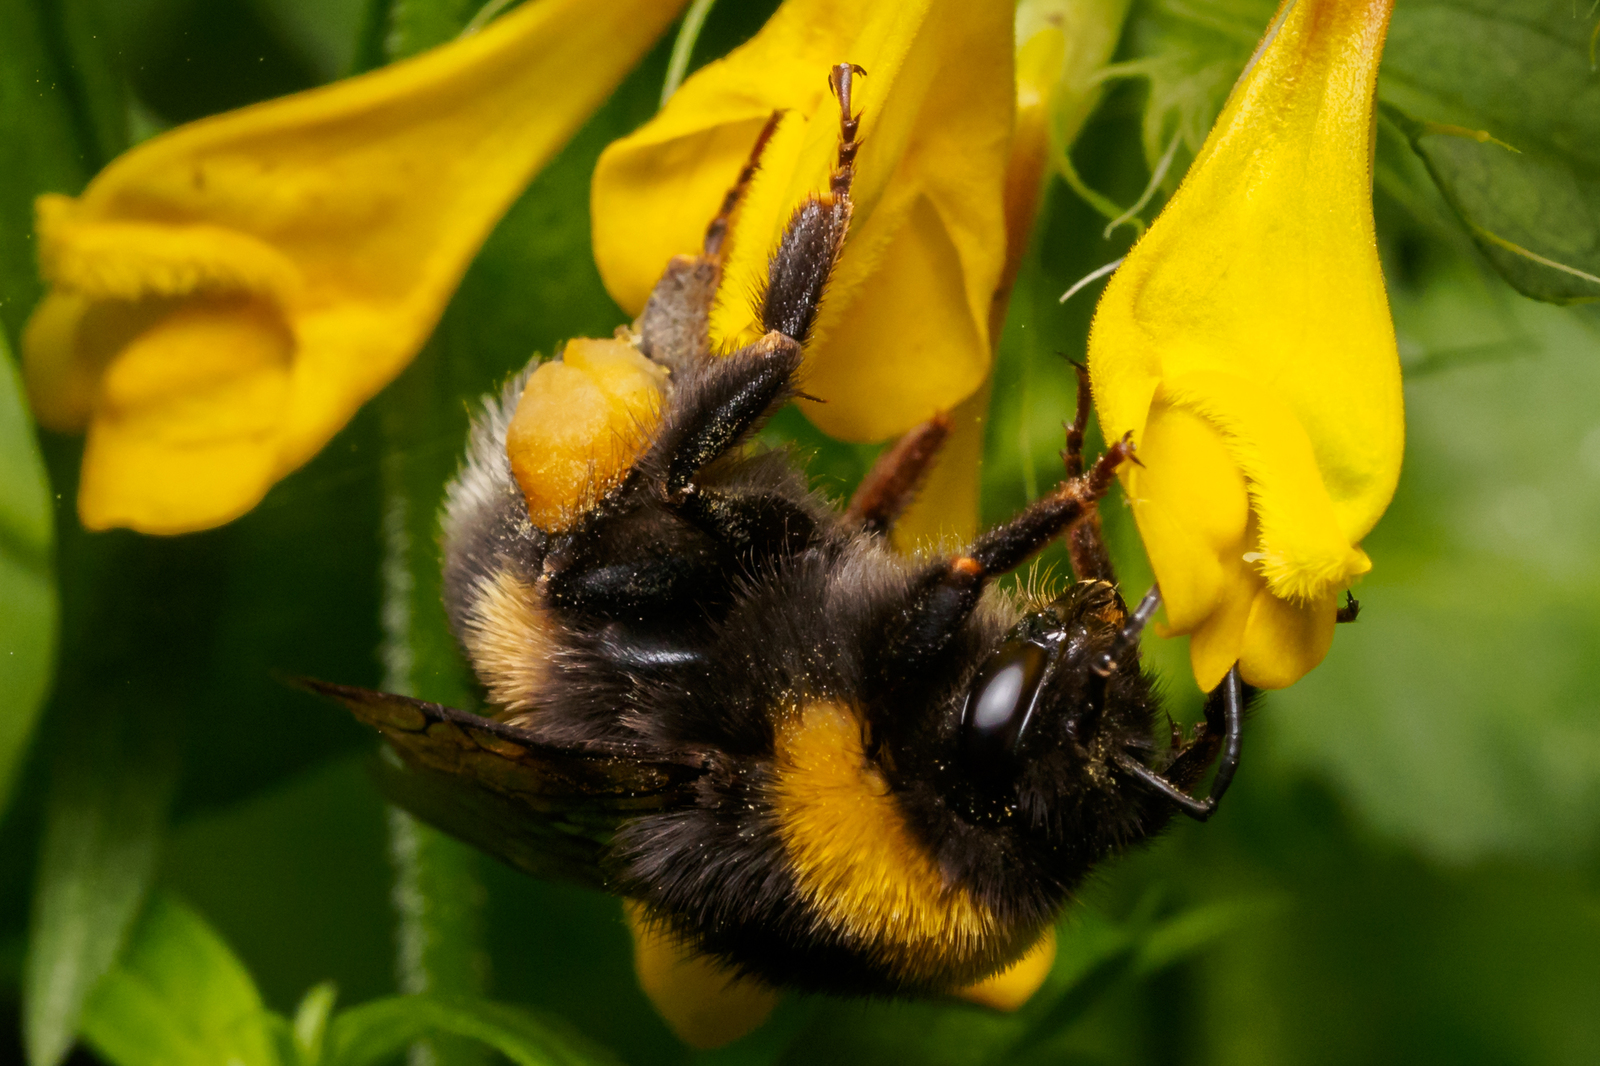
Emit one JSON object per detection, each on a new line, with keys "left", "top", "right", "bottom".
{"left": 505, "top": 336, "right": 666, "bottom": 531}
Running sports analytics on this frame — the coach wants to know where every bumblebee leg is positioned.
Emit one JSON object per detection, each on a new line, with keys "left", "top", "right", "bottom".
{"left": 1061, "top": 363, "right": 1118, "bottom": 584}
{"left": 638, "top": 111, "right": 784, "bottom": 373}
{"left": 702, "top": 112, "right": 784, "bottom": 263}
{"left": 676, "top": 485, "right": 820, "bottom": 559}
{"left": 648, "top": 332, "right": 804, "bottom": 494}
{"left": 644, "top": 66, "right": 865, "bottom": 495}
{"left": 1140, "top": 664, "right": 1250, "bottom": 821}
{"left": 759, "top": 63, "right": 863, "bottom": 345}
{"left": 883, "top": 441, "right": 1132, "bottom": 677}
{"left": 1062, "top": 362, "right": 1090, "bottom": 478}
{"left": 846, "top": 413, "right": 951, "bottom": 537}
{"left": 966, "top": 437, "right": 1131, "bottom": 577}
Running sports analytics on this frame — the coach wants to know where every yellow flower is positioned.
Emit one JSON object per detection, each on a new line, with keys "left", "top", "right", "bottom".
{"left": 1087, "top": 0, "right": 1404, "bottom": 691}
{"left": 23, "top": 0, "right": 686, "bottom": 534}
{"left": 590, "top": 0, "right": 1013, "bottom": 543}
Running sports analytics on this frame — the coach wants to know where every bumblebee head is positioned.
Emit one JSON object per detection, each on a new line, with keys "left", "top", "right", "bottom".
{"left": 951, "top": 579, "right": 1171, "bottom": 851}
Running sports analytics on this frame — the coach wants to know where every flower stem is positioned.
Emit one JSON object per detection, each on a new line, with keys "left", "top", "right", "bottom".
{"left": 660, "top": 0, "right": 718, "bottom": 107}
{"left": 379, "top": 346, "right": 490, "bottom": 1066}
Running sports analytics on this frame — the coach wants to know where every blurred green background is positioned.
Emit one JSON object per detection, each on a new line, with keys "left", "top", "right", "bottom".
{"left": 2, "top": 0, "right": 1599, "bottom": 1064}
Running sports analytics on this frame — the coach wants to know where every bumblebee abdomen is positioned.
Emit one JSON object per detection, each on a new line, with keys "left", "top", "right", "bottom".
{"left": 456, "top": 568, "right": 557, "bottom": 713}
{"left": 624, "top": 694, "right": 1044, "bottom": 996}
{"left": 770, "top": 698, "right": 1014, "bottom": 987}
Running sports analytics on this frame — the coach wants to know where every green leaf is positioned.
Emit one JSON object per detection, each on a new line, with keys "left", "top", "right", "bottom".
{"left": 1130, "top": 896, "right": 1271, "bottom": 976}
{"left": 79, "top": 893, "right": 282, "bottom": 1066}
{"left": 1380, "top": 1, "right": 1600, "bottom": 304}
{"left": 0, "top": 328, "right": 55, "bottom": 816}
{"left": 291, "top": 982, "right": 340, "bottom": 1066}
{"left": 325, "top": 994, "right": 621, "bottom": 1066}
{"left": 1393, "top": 115, "right": 1600, "bottom": 303}
{"left": 385, "top": 0, "right": 481, "bottom": 60}
{"left": 23, "top": 702, "right": 177, "bottom": 1066}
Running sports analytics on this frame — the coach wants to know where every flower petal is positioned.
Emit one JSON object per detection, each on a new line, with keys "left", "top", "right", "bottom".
{"left": 26, "top": 0, "right": 686, "bottom": 533}
{"left": 625, "top": 902, "right": 779, "bottom": 1050}
{"left": 1237, "top": 585, "right": 1339, "bottom": 690}
{"left": 1162, "top": 369, "right": 1372, "bottom": 602}
{"left": 1092, "top": 0, "right": 1402, "bottom": 553}
{"left": 798, "top": 194, "right": 988, "bottom": 439}
{"left": 80, "top": 297, "right": 293, "bottom": 532}
{"left": 1126, "top": 400, "right": 1250, "bottom": 634}
{"left": 1089, "top": 0, "right": 1402, "bottom": 688}
{"left": 592, "top": 0, "right": 1011, "bottom": 442}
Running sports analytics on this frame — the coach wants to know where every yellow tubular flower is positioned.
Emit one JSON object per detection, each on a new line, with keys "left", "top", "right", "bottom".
{"left": 23, "top": 0, "right": 687, "bottom": 534}
{"left": 591, "top": 0, "right": 1013, "bottom": 542}
{"left": 1087, "top": 0, "right": 1403, "bottom": 691}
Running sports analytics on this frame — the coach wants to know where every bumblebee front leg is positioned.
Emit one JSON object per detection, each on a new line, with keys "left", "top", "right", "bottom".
{"left": 1061, "top": 363, "right": 1117, "bottom": 584}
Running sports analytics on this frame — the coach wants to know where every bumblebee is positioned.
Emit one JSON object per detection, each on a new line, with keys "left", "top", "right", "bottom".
{"left": 313, "top": 64, "right": 1245, "bottom": 1046}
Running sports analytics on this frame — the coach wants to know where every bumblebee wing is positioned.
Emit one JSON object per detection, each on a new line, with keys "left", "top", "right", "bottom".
{"left": 302, "top": 679, "right": 707, "bottom": 889}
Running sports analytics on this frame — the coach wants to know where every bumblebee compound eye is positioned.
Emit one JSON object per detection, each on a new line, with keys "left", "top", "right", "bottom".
{"left": 959, "top": 639, "right": 1050, "bottom": 780}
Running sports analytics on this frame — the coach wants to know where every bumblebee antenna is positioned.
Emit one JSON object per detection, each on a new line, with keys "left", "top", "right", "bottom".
{"left": 1076, "top": 583, "right": 1160, "bottom": 743}
{"left": 1092, "top": 585, "right": 1161, "bottom": 677}
{"left": 1114, "top": 664, "right": 1244, "bottom": 822}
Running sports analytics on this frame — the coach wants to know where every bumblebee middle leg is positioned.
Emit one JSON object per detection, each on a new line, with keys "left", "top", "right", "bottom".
{"left": 846, "top": 413, "right": 952, "bottom": 537}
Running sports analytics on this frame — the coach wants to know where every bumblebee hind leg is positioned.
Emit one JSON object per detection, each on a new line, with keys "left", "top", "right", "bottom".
{"left": 637, "top": 112, "right": 784, "bottom": 374}
{"left": 759, "top": 63, "right": 863, "bottom": 346}
{"left": 643, "top": 64, "right": 867, "bottom": 497}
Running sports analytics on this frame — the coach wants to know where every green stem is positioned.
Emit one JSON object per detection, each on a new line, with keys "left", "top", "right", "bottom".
{"left": 660, "top": 0, "right": 718, "bottom": 107}
{"left": 379, "top": 348, "right": 489, "bottom": 1066}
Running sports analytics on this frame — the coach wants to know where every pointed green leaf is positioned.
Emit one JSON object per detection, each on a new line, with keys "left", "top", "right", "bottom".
{"left": 326, "top": 994, "right": 621, "bottom": 1066}
{"left": 291, "top": 982, "right": 340, "bottom": 1066}
{"left": 79, "top": 893, "right": 282, "bottom": 1066}
{"left": 23, "top": 704, "right": 177, "bottom": 1066}
{"left": 1392, "top": 116, "right": 1600, "bottom": 304}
